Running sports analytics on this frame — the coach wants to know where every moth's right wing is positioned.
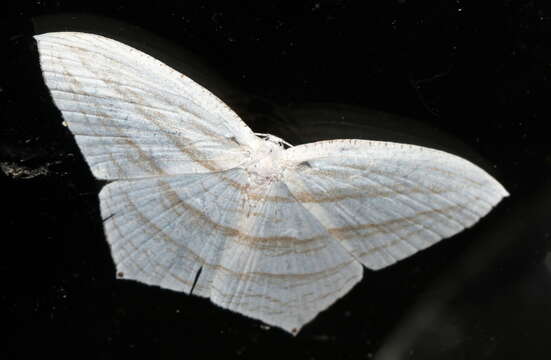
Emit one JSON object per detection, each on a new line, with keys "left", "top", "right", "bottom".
{"left": 35, "top": 32, "right": 262, "bottom": 179}
{"left": 282, "top": 139, "right": 509, "bottom": 270}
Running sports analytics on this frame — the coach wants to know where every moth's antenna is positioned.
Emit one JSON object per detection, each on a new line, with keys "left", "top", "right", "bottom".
{"left": 254, "top": 132, "right": 294, "bottom": 148}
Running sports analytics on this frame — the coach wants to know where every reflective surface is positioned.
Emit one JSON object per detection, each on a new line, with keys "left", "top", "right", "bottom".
{"left": 2, "top": 4, "right": 550, "bottom": 359}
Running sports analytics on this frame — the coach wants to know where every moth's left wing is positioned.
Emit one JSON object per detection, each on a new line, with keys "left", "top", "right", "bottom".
{"left": 282, "top": 139, "right": 509, "bottom": 270}
{"left": 35, "top": 32, "right": 262, "bottom": 179}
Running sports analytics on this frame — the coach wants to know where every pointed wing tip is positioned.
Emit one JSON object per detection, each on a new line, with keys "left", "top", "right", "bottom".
{"left": 488, "top": 180, "right": 510, "bottom": 207}
{"left": 259, "top": 271, "right": 364, "bottom": 335}
{"left": 500, "top": 185, "right": 510, "bottom": 198}
{"left": 273, "top": 322, "right": 304, "bottom": 336}
{"left": 288, "top": 326, "right": 303, "bottom": 337}
{"left": 210, "top": 301, "right": 311, "bottom": 336}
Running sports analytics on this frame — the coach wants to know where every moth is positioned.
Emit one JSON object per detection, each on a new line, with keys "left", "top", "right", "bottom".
{"left": 35, "top": 32, "right": 508, "bottom": 334}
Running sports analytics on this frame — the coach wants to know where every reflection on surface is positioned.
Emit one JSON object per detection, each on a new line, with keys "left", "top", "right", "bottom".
{"left": 375, "top": 183, "right": 551, "bottom": 359}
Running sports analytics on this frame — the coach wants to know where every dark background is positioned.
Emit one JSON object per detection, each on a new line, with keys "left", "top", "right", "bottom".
{"left": 2, "top": 1, "right": 551, "bottom": 359}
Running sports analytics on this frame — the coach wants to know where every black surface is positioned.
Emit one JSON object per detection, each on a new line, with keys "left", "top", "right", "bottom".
{"left": 2, "top": 1, "right": 551, "bottom": 359}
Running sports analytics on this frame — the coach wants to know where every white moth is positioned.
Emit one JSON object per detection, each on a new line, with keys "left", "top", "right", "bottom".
{"left": 35, "top": 32, "right": 509, "bottom": 334}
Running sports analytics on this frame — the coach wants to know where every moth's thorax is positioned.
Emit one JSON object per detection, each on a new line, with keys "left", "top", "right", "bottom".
{"left": 244, "top": 140, "right": 286, "bottom": 186}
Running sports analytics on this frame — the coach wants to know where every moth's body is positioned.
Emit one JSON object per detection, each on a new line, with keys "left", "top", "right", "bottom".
{"left": 35, "top": 31, "right": 508, "bottom": 334}
{"left": 244, "top": 136, "right": 287, "bottom": 186}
